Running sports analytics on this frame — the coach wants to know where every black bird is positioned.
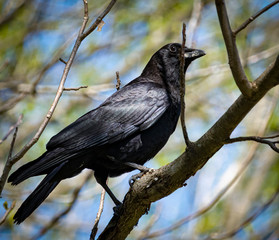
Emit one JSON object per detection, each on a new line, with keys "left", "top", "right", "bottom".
{"left": 8, "top": 43, "right": 205, "bottom": 224}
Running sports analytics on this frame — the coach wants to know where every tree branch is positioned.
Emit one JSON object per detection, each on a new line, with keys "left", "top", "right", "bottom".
{"left": 0, "top": 201, "right": 16, "bottom": 225}
{"left": 63, "top": 85, "right": 88, "bottom": 91}
{"left": 0, "top": 114, "right": 23, "bottom": 145}
{"left": 81, "top": 0, "right": 117, "bottom": 41}
{"left": 90, "top": 188, "right": 106, "bottom": 240}
{"left": 187, "top": 0, "right": 203, "bottom": 47}
{"left": 234, "top": 0, "right": 279, "bottom": 35}
{"left": 180, "top": 23, "right": 191, "bottom": 146}
{"left": 0, "top": 127, "right": 19, "bottom": 196}
{"left": 225, "top": 134, "right": 279, "bottom": 153}
{"left": 215, "top": 0, "right": 254, "bottom": 97}
{"left": 115, "top": 71, "right": 121, "bottom": 91}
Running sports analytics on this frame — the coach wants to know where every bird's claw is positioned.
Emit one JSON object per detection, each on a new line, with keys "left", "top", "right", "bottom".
{"left": 129, "top": 167, "right": 154, "bottom": 187}
{"left": 113, "top": 202, "right": 123, "bottom": 216}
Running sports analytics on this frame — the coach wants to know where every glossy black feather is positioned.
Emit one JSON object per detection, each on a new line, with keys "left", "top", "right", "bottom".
{"left": 8, "top": 43, "right": 205, "bottom": 224}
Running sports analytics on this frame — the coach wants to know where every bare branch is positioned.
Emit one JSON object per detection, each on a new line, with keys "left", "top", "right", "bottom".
{"left": 180, "top": 23, "right": 191, "bottom": 146}
{"left": 33, "top": 172, "right": 93, "bottom": 240}
{"left": 0, "top": 127, "right": 19, "bottom": 196}
{"left": 187, "top": 0, "right": 203, "bottom": 47}
{"left": 215, "top": 0, "right": 253, "bottom": 97}
{"left": 0, "top": 201, "right": 16, "bottom": 225}
{"left": 234, "top": 0, "right": 279, "bottom": 35}
{"left": 225, "top": 135, "right": 279, "bottom": 153}
{"left": 0, "top": 93, "right": 26, "bottom": 114}
{"left": 17, "top": 83, "right": 113, "bottom": 96}
{"left": 115, "top": 71, "right": 121, "bottom": 90}
{"left": 63, "top": 86, "right": 88, "bottom": 91}
{"left": 59, "top": 58, "right": 67, "bottom": 64}
{"left": 0, "top": 0, "right": 32, "bottom": 27}
{"left": 81, "top": 0, "right": 118, "bottom": 41}
{"left": 90, "top": 189, "right": 106, "bottom": 240}
{"left": 210, "top": 186, "right": 279, "bottom": 239}
{"left": 0, "top": 114, "right": 23, "bottom": 145}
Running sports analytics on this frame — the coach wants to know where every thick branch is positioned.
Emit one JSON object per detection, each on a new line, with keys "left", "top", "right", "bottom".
{"left": 98, "top": 54, "right": 279, "bottom": 239}
{"left": 215, "top": 0, "right": 253, "bottom": 97}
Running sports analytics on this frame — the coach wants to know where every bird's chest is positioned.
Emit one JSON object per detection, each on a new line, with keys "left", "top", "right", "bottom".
{"left": 118, "top": 104, "right": 180, "bottom": 162}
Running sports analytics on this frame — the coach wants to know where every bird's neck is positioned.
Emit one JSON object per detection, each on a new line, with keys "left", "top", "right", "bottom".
{"left": 141, "top": 58, "right": 182, "bottom": 105}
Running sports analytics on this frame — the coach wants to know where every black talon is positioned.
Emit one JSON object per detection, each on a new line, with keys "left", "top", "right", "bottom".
{"left": 129, "top": 172, "right": 145, "bottom": 187}
{"left": 113, "top": 203, "right": 123, "bottom": 216}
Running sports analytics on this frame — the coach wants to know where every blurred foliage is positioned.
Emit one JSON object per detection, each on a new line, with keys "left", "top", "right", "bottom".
{"left": 0, "top": 0, "right": 279, "bottom": 239}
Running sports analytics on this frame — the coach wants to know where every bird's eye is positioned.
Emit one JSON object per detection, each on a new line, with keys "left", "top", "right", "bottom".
{"left": 169, "top": 45, "right": 177, "bottom": 53}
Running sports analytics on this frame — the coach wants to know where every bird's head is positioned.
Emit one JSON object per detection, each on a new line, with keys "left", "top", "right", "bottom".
{"left": 156, "top": 43, "right": 206, "bottom": 72}
{"left": 142, "top": 43, "right": 205, "bottom": 80}
{"left": 140, "top": 43, "right": 205, "bottom": 103}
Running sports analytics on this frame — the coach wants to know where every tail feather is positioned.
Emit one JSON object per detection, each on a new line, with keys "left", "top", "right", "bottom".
{"left": 8, "top": 152, "right": 48, "bottom": 185}
{"left": 13, "top": 163, "right": 65, "bottom": 224}
{"left": 8, "top": 148, "right": 68, "bottom": 185}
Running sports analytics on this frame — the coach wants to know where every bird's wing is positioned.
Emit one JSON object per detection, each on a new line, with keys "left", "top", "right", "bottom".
{"left": 46, "top": 81, "right": 169, "bottom": 151}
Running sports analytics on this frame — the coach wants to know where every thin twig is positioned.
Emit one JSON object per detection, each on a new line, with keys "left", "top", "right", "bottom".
{"left": 234, "top": 0, "right": 279, "bottom": 35}
{"left": 225, "top": 135, "right": 279, "bottom": 153}
{"left": 81, "top": 0, "right": 117, "bottom": 41}
{"left": 115, "top": 71, "right": 121, "bottom": 90}
{"left": 63, "top": 86, "right": 88, "bottom": 91}
{"left": 0, "top": 93, "right": 26, "bottom": 114}
{"left": 179, "top": 23, "right": 191, "bottom": 146}
{"left": 90, "top": 188, "right": 106, "bottom": 240}
{"left": 187, "top": 0, "right": 203, "bottom": 47}
{"left": 32, "top": 172, "right": 93, "bottom": 240}
{"left": 0, "top": 127, "right": 18, "bottom": 196}
{"left": 0, "top": 114, "right": 23, "bottom": 145}
{"left": 0, "top": 200, "right": 16, "bottom": 225}
{"left": 210, "top": 185, "right": 279, "bottom": 240}
{"left": 0, "top": 0, "right": 32, "bottom": 27}
{"left": 59, "top": 58, "right": 67, "bottom": 64}
{"left": 215, "top": 0, "right": 253, "bottom": 97}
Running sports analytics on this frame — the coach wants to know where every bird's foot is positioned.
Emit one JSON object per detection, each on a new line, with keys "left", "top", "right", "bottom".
{"left": 113, "top": 202, "right": 123, "bottom": 217}
{"left": 128, "top": 167, "right": 154, "bottom": 187}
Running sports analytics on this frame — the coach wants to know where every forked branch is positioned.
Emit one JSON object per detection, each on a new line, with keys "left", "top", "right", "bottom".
{"left": 215, "top": 0, "right": 254, "bottom": 97}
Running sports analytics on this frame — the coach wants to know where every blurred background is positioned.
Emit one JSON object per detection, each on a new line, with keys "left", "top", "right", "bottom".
{"left": 0, "top": 0, "right": 279, "bottom": 239}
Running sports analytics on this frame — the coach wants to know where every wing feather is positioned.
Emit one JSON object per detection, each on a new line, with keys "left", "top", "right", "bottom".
{"left": 46, "top": 81, "right": 169, "bottom": 152}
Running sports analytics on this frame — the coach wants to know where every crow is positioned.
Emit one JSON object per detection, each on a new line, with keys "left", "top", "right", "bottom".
{"left": 8, "top": 43, "right": 205, "bottom": 224}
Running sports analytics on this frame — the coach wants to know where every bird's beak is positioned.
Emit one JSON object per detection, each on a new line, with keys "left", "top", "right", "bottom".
{"left": 184, "top": 48, "right": 206, "bottom": 59}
